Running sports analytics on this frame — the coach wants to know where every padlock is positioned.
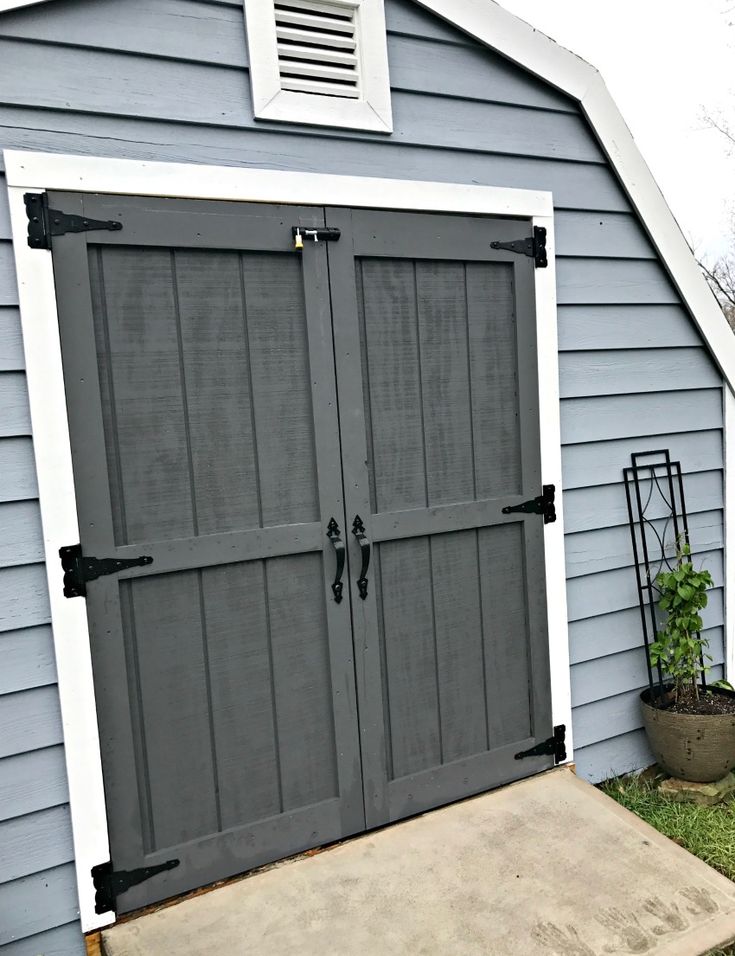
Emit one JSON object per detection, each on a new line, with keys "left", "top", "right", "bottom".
{"left": 294, "top": 228, "right": 304, "bottom": 250}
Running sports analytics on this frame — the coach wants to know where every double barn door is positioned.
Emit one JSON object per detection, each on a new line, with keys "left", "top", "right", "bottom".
{"left": 50, "top": 194, "right": 553, "bottom": 913}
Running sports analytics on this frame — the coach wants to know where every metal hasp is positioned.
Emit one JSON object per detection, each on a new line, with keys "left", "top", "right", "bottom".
{"left": 25, "top": 192, "right": 122, "bottom": 250}
{"left": 60, "top": 544, "right": 153, "bottom": 599}
{"left": 490, "top": 225, "right": 548, "bottom": 268}
{"left": 515, "top": 725, "right": 567, "bottom": 763}
{"left": 292, "top": 226, "right": 341, "bottom": 243}
{"left": 91, "top": 859, "right": 180, "bottom": 915}
{"left": 502, "top": 484, "right": 556, "bottom": 524}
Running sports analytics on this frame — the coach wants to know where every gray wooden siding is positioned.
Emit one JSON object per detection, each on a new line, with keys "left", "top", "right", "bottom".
{"left": 0, "top": 0, "right": 724, "bottom": 950}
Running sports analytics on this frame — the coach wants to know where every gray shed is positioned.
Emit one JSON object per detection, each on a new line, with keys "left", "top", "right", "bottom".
{"left": 0, "top": 0, "right": 731, "bottom": 952}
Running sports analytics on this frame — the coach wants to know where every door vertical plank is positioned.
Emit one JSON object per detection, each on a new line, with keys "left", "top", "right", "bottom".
{"left": 512, "top": 255, "right": 553, "bottom": 744}
{"left": 379, "top": 538, "right": 441, "bottom": 780}
{"left": 94, "top": 246, "right": 195, "bottom": 545}
{"left": 298, "top": 221, "right": 364, "bottom": 833}
{"left": 415, "top": 262, "right": 474, "bottom": 506}
{"left": 430, "top": 530, "right": 488, "bottom": 761}
{"left": 202, "top": 561, "right": 281, "bottom": 829}
{"left": 267, "top": 553, "right": 338, "bottom": 811}
{"left": 360, "top": 258, "right": 426, "bottom": 514}
{"left": 175, "top": 250, "right": 260, "bottom": 536}
{"left": 324, "top": 209, "right": 389, "bottom": 826}
{"left": 51, "top": 213, "right": 147, "bottom": 868}
{"left": 478, "top": 524, "right": 533, "bottom": 748}
{"left": 124, "top": 571, "right": 219, "bottom": 850}
{"left": 243, "top": 251, "right": 321, "bottom": 529}
{"left": 466, "top": 262, "right": 522, "bottom": 499}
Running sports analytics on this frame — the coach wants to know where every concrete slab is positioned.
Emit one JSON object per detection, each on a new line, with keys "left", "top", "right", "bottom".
{"left": 102, "top": 769, "right": 735, "bottom": 956}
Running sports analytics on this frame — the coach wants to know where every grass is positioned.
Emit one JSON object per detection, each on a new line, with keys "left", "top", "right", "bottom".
{"left": 600, "top": 776, "right": 735, "bottom": 881}
{"left": 601, "top": 775, "right": 735, "bottom": 954}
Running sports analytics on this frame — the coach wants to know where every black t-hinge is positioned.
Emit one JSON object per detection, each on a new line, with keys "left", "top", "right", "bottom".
{"left": 515, "top": 725, "right": 567, "bottom": 764}
{"left": 490, "top": 225, "right": 548, "bottom": 267}
{"left": 92, "top": 859, "right": 180, "bottom": 915}
{"left": 501, "top": 484, "right": 556, "bottom": 524}
{"left": 60, "top": 544, "right": 153, "bottom": 598}
{"left": 25, "top": 192, "right": 122, "bottom": 249}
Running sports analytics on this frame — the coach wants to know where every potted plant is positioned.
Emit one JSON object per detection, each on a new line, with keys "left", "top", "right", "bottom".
{"left": 640, "top": 541, "right": 735, "bottom": 783}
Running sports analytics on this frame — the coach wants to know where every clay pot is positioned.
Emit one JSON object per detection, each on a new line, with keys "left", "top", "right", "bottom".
{"left": 641, "top": 686, "right": 735, "bottom": 783}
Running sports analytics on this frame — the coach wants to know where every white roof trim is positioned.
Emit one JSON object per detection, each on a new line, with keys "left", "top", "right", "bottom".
{"left": 416, "top": 0, "right": 734, "bottom": 386}
{"left": 0, "top": 0, "right": 731, "bottom": 383}
{"left": 0, "top": 0, "right": 46, "bottom": 9}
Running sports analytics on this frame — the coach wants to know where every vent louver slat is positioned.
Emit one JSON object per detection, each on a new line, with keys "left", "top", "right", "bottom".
{"left": 275, "top": 0, "right": 360, "bottom": 100}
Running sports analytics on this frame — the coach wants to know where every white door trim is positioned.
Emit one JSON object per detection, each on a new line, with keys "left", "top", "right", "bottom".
{"left": 4, "top": 148, "right": 571, "bottom": 931}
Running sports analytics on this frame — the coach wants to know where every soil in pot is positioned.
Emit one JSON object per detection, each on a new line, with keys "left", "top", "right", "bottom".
{"left": 641, "top": 685, "right": 735, "bottom": 783}
{"left": 664, "top": 689, "right": 735, "bottom": 716}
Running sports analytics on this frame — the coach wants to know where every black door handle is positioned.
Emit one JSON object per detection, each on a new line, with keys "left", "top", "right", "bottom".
{"left": 326, "top": 518, "right": 345, "bottom": 603}
{"left": 352, "top": 515, "right": 371, "bottom": 600}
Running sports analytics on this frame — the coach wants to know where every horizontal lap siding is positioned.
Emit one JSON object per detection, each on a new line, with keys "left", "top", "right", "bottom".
{"left": 0, "top": 163, "right": 81, "bottom": 950}
{"left": 0, "top": 0, "right": 725, "bottom": 947}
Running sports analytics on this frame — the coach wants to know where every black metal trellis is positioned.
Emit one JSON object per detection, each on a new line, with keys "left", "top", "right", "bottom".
{"left": 623, "top": 449, "right": 706, "bottom": 703}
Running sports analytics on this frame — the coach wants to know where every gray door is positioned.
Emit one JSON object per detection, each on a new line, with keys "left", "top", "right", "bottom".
{"left": 325, "top": 209, "right": 554, "bottom": 826}
{"left": 51, "top": 194, "right": 364, "bottom": 912}
{"left": 50, "top": 195, "right": 553, "bottom": 913}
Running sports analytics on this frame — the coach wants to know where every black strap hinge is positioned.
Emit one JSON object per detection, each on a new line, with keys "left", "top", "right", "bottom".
{"left": 92, "top": 859, "right": 180, "bottom": 915}
{"left": 60, "top": 544, "right": 153, "bottom": 598}
{"left": 502, "top": 484, "right": 556, "bottom": 524}
{"left": 515, "top": 725, "right": 566, "bottom": 763}
{"left": 25, "top": 192, "right": 122, "bottom": 249}
{"left": 490, "top": 226, "right": 547, "bottom": 268}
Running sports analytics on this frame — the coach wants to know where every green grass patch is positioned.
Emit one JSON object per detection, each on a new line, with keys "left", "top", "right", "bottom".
{"left": 602, "top": 775, "right": 735, "bottom": 954}
{"left": 600, "top": 776, "right": 735, "bottom": 883}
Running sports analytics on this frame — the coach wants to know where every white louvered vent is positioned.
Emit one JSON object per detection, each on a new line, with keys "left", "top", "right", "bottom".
{"left": 275, "top": 0, "right": 361, "bottom": 100}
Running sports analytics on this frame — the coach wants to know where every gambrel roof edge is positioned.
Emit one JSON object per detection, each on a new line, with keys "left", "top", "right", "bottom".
{"left": 417, "top": 0, "right": 734, "bottom": 388}
{"left": 2, "top": 0, "right": 732, "bottom": 384}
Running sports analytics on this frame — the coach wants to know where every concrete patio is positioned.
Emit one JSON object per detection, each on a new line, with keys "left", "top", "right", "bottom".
{"left": 102, "top": 768, "right": 735, "bottom": 956}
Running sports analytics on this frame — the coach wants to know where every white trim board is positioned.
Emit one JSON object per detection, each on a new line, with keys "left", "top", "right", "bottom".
{"left": 725, "top": 386, "right": 735, "bottom": 682}
{"left": 6, "top": 185, "right": 114, "bottom": 935}
{"left": 0, "top": 0, "right": 729, "bottom": 385}
{"left": 5, "top": 150, "right": 572, "bottom": 930}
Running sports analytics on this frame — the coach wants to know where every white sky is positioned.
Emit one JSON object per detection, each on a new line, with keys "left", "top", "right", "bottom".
{"left": 496, "top": 0, "right": 735, "bottom": 259}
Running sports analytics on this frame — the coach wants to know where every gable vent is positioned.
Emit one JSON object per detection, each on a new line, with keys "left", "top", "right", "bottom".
{"left": 275, "top": 0, "right": 360, "bottom": 99}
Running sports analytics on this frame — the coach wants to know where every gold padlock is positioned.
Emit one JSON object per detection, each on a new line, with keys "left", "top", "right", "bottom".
{"left": 294, "top": 228, "right": 304, "bottom": 251}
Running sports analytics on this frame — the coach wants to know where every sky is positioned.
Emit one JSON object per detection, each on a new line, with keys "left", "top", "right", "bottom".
{"left": 496, "top": 0, "right": 735, "bottom": 260}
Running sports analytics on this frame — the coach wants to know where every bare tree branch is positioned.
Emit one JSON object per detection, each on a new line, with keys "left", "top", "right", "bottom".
{"left": 698, "top": 257, "right": 735, "bottom": 307}
{"left": 701, "top": 109, "right": 735, "bottom": 148}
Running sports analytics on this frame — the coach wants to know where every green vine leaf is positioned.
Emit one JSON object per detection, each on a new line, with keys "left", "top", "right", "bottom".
{"left": 652, "top": 536, "right": 713, "bottom": 702}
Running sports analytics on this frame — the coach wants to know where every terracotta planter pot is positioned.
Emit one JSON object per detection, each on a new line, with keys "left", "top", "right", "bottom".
{"left": 641, "top": 686, "right": 735, "bottom": 783}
